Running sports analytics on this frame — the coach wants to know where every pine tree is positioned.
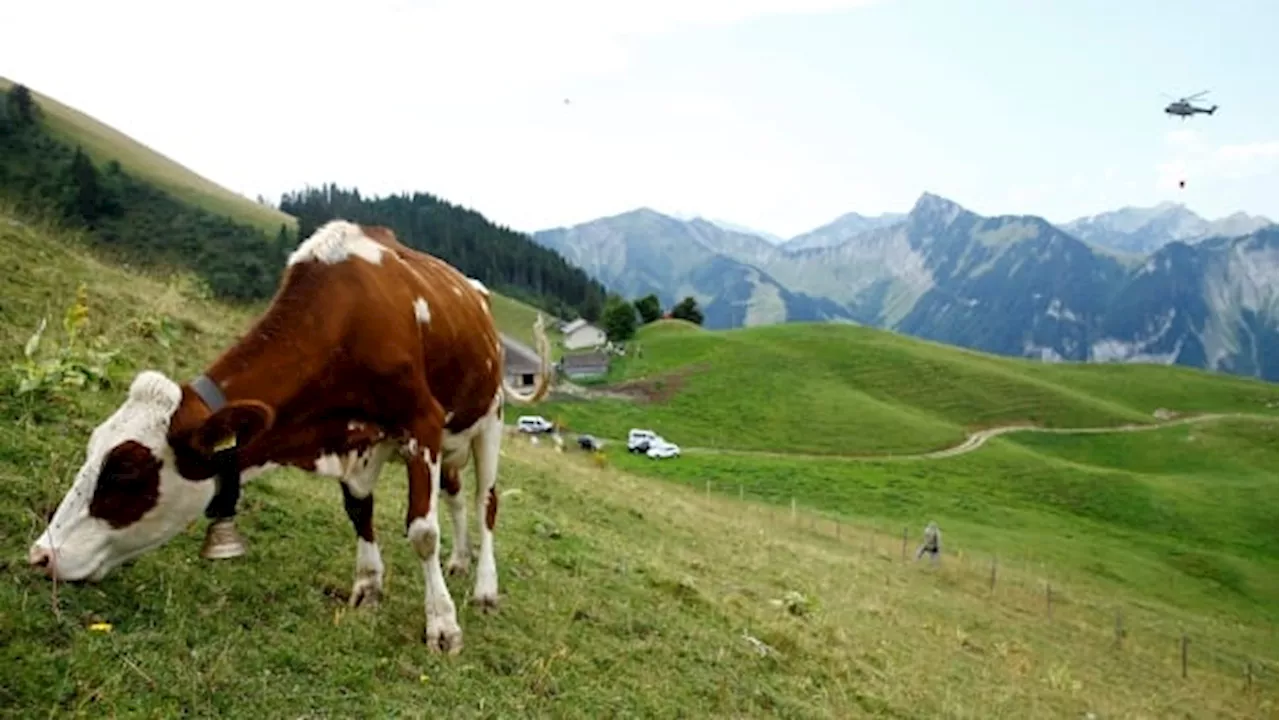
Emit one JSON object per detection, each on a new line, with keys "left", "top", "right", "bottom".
{"left": 670, "top": 296, "right": 704, "bottom": 326}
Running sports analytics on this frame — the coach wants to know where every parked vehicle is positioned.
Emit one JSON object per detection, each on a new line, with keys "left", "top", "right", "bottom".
{"left": 516, "top": 415, "right": 554, "bottom": 434}
{"left": 627, "top": 428, "right": 659, "bottom": 453}
{"left": 577, "top": 434, "right": 602, "bottom": 451}
{"left": 646, "top": 440, "right": 681, "bottom": 459}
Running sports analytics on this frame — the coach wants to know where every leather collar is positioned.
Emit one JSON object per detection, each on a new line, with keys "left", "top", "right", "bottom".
{"left": 190, "top": 374, "right": 226, "bottom": 414}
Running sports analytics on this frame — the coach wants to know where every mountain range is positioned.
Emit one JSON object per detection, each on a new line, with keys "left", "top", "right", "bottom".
{"left": 531, "top": 196, "right": 1278, "bottom": 382}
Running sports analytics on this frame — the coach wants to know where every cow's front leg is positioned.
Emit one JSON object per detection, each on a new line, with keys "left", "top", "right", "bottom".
{"left": 404, "top": 428, "right": 462, "bottom": 654}
{"left": 342, "top": 481, "right": 384, "bottom": 607}
{"left": 200, "top": 456, "right": 247, "bottom": 560}
{"left": 443, "top": 464, "right": 471, "bottom": 576}
{"left": 341, "top": 442, "right": 393, "bottom": 607}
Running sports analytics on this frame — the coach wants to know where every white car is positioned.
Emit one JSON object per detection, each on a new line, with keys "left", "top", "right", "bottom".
{"left": 646, "top": 440, "right": 681, "bottom": 459}
{"left": 627, "top": 428, "right": 659, "bottom": 453}
{"left": 516, "top": 415, "right": 554, "bottom": 434}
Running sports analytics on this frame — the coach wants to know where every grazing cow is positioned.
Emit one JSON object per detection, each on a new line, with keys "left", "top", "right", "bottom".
{"left": 27, "top": 220, "right": 553, "bottom": 653}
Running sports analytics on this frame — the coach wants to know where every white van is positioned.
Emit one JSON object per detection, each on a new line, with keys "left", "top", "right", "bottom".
{"left": 517, "top": 415, "right": 553, "bottom": 434}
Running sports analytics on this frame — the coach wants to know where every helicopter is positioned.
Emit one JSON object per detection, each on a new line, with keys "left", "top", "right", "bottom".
{"left": 1163, "top": 91, "right": 1217, "bottom": 119}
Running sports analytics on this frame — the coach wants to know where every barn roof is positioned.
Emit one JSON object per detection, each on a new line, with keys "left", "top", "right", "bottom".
{"left": 501, "top": 335, "right": 542, "bottom": 374}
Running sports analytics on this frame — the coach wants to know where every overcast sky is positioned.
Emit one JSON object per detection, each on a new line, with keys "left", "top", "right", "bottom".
{"left": 4, "top": 0, "right": 1277, "bottom": 237}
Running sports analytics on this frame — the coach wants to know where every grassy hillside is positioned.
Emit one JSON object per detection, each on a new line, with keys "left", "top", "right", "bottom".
{"left": 2, "top": 219, "right": 1276, "bottom": 718}
{"left": 610, "top": 417, "right": 1278, "bottom": 624}
{"left": 0, "top": 77, "right": 293, "bottom": 235}
{"left": 537, "top": 320, "right": 1275, "bottom": 455}
{"left": 490, "top": 292, "right": 562, "bottom": 351}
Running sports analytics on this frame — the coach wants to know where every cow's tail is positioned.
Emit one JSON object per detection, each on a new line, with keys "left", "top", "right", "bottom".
{"left": 502, "top": 312, "right": 554, "bottom": 405}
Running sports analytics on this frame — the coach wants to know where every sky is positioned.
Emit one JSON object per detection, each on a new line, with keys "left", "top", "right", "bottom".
{"left": 3, "top": 0, "right": 1278, "bottom": 238}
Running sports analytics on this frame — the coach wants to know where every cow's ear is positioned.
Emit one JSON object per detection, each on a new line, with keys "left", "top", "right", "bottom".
{"left": 191, "top": 400, "right": 275, "bottom": 456}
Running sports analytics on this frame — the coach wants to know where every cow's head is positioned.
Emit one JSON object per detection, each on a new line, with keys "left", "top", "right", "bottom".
{"left": 28, "top": 370, "right": 273, "bottom": 581}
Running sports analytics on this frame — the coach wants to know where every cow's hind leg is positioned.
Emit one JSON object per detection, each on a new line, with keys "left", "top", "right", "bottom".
{"left": 343, "top": 442, "right": 394, "bottom": 608}
{"left": 469, "top": 410, "right": 504, "bottom": 611}
{"left": 442, "top": 462, "right": 471, "bottom": 576}
{"left": 402, "top": 409, "right": 462, "bottom": 654}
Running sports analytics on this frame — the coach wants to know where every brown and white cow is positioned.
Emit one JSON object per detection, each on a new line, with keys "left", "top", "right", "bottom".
{"left": 27, "top": 220, "right": 553, "bottom": 653}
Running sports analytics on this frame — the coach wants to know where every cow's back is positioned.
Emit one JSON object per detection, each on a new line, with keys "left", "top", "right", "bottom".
{"left": 359, "top": 226, "right": 503, "bottom": 432}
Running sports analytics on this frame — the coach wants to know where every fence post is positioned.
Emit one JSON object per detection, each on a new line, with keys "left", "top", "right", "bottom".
{"left": 1045, "top": 583, "right": 1053, "bottom": 619}
{"left": 705, "top": 480, "right": 710, "bottom": 502}
{"left": 901, "top": 527, "right": 908, "bottom": 561}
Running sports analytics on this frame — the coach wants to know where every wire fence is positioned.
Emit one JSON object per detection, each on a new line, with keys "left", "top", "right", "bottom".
{"left": 706, "top": 475, "right": 1276, "bottom": 693}
{"left": 523, "top": 434, "right": 1276, "bottom": 705}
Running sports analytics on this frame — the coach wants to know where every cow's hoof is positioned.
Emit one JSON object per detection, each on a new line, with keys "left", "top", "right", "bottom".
{"left": 471, "top": 594, "right": 500, "bottom": 614}
{"left": 200, "top": 520, "right": 247, "bottom": 560}
{"left": 446, "top": 556, "right": 470, "bottom": 577}
{"left": 424, "top": 619, "right": 463, "bottom": 654}
{"left": 349, "top": 578, "right": 383, "bottom": 608}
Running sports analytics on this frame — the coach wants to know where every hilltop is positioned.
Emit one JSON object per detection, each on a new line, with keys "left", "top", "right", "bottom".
{"left": 0, "top": 77, "right": 293, "bottom": 235}
{"left": 535, "top": 319, "right": 1275, "bottom": 456}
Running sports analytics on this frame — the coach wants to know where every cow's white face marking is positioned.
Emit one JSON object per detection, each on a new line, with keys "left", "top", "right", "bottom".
{"left": 30, "top": 371, "right": 215, "bottom": 582}
{"left": 286, "top": 220, "right": 384, "bottom": 267}
{"left": 413, "top": 297, "right": 431, "bottom": 325}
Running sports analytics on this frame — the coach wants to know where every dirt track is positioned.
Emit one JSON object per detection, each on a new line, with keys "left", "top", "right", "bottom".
{"left": 574, "top": 412, "right": 1273, "bottom": 463}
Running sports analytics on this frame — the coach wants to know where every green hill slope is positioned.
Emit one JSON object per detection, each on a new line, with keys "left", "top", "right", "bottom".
{"left": 0, "top": 77, "right": 293, "bottom": 235}
{"left": 2, "top": 203, "right": 1275, "bottom": 719}
{"left": 538, "top": 320, "right": 1274, "bottom": 455}
{"left": 612, "top": 416, "right": 1277, "bottom": 623}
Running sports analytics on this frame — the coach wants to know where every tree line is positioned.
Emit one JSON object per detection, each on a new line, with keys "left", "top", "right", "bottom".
{"left": 599, "top": 292, "right": 704, "bottom": 342}
{"left": 279, "top": 185, "right": 607, "bottom": 321}
{"left": 0, "top": 83, "right": 608, "bottom": 321}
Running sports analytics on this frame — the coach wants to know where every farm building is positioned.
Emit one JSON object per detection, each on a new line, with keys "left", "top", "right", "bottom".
{"left": 501, "top": 334, "right": 543, "bottom": 389}
{"left": 560, "top": 319, "right": 606, "bottom": 350}
{"left": 560, "top": 350, "right": 610, "bottom": 380}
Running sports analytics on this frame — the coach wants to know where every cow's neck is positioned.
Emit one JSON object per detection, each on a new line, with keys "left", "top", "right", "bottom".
{"left": 199, "top": 305, "right": 332, "bottom": 417}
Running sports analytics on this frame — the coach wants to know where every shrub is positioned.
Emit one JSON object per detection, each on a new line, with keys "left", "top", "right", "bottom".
{"left": 7, "top": 283, "right": 122, "bottom": 401}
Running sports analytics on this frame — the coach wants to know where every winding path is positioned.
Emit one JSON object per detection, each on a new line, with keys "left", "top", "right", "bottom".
{"left": 574, "top": 412, "right": 1273, "bottom": 463}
